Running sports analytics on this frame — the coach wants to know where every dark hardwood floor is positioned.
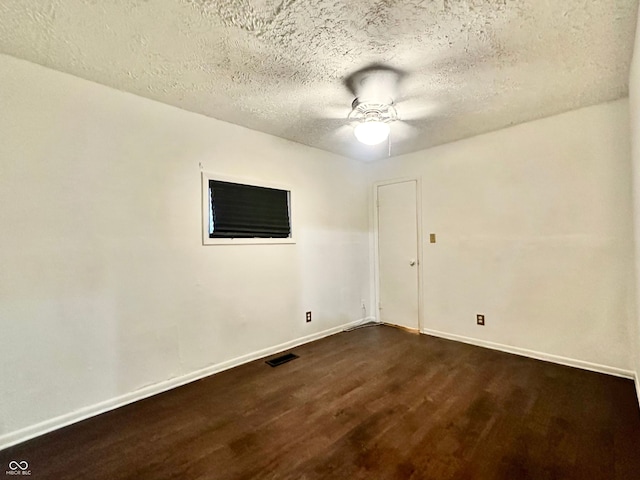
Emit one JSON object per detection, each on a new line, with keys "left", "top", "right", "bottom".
{"left": 2, "top": 325, "right": 639, "bottom": 479}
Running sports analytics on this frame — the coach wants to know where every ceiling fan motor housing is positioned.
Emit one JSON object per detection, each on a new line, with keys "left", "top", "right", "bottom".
{"left": 349, "top": 98, "right": 398, "bottom": 124}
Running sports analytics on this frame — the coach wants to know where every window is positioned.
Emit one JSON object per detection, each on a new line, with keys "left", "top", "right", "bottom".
{"left": 202, "top": 173, "right": 293, "bottom": 245}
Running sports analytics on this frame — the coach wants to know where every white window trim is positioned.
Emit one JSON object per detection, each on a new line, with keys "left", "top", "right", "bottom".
{"left": 201, "top": 171, "right": 295, "bottom": 246}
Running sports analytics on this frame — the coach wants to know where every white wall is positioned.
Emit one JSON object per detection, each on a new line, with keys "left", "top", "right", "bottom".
{"left": 629, "top": 9, "right": 640, "bottom": 403}
{"left": 0, "top": 54, "right": 371, "bottom": 447}
{"left": 369, "top": 100, "right": 636, "bottom": 373}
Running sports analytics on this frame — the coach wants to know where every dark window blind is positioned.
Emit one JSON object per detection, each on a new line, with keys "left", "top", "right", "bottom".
{"left": 209, "top": 180, "right": 291, "bottom": 238}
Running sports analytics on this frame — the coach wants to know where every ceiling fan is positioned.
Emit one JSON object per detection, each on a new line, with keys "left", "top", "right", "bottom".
{"left": 348, "top": 98, "right": 398, "bottom": 145}
{"left": 298, "top": 63, "right": 438, "bottom": 157}
{"left": 342, "top": 64, "right": 419, "bottom": 148}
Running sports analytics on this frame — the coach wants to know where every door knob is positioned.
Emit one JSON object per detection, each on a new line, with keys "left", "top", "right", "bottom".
{"left": 409, "top": 259, "right": 416, "bottom": 266}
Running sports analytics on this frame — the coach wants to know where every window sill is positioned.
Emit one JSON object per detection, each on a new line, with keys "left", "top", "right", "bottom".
{"left": 203, "top": 237, "right": 296, "bottom": 246}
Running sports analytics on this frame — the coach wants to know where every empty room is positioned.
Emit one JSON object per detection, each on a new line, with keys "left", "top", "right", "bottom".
{"left": 2, "top": 1, "right": 640, "bottom": 479}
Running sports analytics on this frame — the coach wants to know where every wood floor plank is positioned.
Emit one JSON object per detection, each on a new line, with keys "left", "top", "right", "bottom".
{"left": 1, "top": 325, "right": 639, "bottom": 479}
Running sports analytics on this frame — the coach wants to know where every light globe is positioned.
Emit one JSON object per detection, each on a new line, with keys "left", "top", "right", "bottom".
{"left": 353, "top": 121, "right": 390, "bottom": 145}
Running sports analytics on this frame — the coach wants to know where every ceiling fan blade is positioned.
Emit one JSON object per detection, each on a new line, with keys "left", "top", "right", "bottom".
{"left": 343, "top": 64, "right": 404, "bottom": 103}
{"left": 305, "top": 103, "right": 350, "bottom": 121}
{"left": 395, "top": 100, "right": 442, "bottom": 121}
{"left": 390, "top": 121, "right": 419, "bottom": 142}
{"left": 331, "top": 124, "right": 355, "bottom": 142}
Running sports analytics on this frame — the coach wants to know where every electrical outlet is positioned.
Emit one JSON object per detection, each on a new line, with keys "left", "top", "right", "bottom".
{"left": 306, "top": 311, "right": 312, "bottom": 323}
{"left": 477, "top": 314, "right": 485, "bottom": 326}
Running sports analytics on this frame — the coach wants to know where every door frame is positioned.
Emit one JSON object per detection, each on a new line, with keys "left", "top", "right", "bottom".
{"left": 373, "top": 177, "right": 424, "bottom": 332}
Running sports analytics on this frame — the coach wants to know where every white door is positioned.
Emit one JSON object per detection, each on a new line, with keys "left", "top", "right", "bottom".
{"left": 377, "top": 180, "right": 419, "bottom": 330}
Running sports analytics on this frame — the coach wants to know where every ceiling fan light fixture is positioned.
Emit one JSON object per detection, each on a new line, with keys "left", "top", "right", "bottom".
{"left": 354, "top": 120, "right": 390, "bottom": 145}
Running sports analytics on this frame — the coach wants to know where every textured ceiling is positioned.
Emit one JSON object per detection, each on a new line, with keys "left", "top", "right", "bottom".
{"left": 0, "top": 0, "right": 637, "bottom": 160}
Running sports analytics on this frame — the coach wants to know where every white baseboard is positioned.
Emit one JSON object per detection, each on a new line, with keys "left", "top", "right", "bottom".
{"left": 635, "top": 372, "right": 640, "bottom": 410}
{"left": 342, "top": 316, "right": 378, "bottom": 330}
{"left": 0, "top": 318, "right": 364, "bottom": 451}
{"left": 422, "top": 328, "right": 635, "bottom": 379}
